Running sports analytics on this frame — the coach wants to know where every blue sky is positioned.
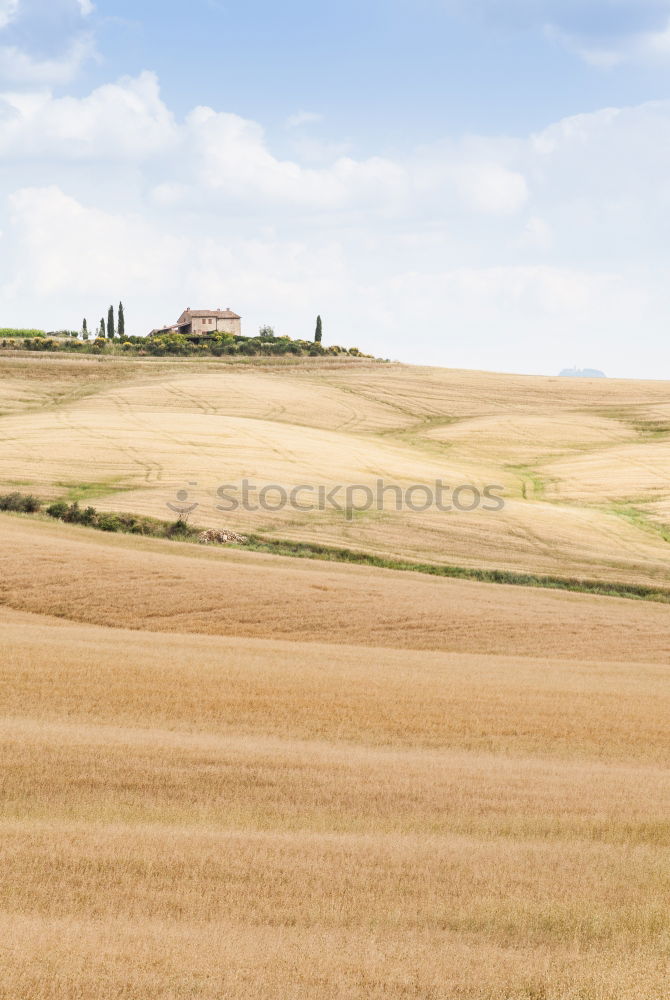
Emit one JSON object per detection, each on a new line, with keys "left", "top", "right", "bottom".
{"left": 2, "top": 0, "right": 670, "bottom": 375}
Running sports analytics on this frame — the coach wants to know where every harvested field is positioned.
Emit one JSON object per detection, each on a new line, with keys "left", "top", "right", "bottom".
{"left": 1, "top": 355, "right": 670, "bottom": 998}
{"left": 1, "top": 355, "right": 670, "bottom": 583}
{"left": 2, "top": 516, "right": 670, "bottom": 660}
{"left": 1, "top": 583, "right": 669, "bottom": 998}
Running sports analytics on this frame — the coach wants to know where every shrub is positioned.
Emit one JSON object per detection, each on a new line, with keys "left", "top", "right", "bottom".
{"left": 46, "top": 500, "right": 69, "bottom": 519}
{"left": 80, "top": 505, "right": 97, "bottom": 525}
{"left": 96, "top": 513, "right": 122, "bottom": 532}
{"left": 165, "top": 516, "right": 201, "bottom": 541}
{"left": 21, "top": 494, "right": 42, "bottom": 513}
{"left": 0, "top": 491, "right": 41, "bottom": 513}
{"left": 147, "top": 333, "right": 193, "bottom": 356}
{"left": 61, "top": 501, "right": 82, "bottom": 523}
{"left": 50, "top": 501, "right": 102, "bottom": 527}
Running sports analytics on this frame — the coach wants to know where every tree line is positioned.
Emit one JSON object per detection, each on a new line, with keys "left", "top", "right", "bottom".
{"left": 82, "top": 302, "right": 125, "bottom": 340}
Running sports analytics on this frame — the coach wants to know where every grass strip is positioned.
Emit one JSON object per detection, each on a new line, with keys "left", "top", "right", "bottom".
{"left": 243, "top": 534, "right": 670, "bottom": 604}
{"left": 2, "top": 490, "right": 669, "bottom": 604}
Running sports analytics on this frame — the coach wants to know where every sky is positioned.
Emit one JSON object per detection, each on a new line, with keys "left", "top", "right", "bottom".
{"left": 2, "top": 1, "right": 670, "bottom": 375}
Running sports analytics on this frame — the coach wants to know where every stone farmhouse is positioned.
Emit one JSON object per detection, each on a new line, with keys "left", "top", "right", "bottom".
{"left": 150, "top": 307, "right": 242, "bottom": 339}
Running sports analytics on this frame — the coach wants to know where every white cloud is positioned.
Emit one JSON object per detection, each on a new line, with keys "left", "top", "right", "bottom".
{"left": 0, "top": 72, "right": 177, "bottom": 157}
{"left": 516, "top": 216, "right": 553, "bottom": 250}
{"left": 6, "top": 185, "right": 185, "bottom": 297}
{"left": 530, "top": 106, "right": 622, "bottom": 156}
{"left": 544, "top": 27, "right": 625, "bottom": 68}
{"left": 0, "top": 32, "right": 96, "bottom": 84}
{"left": 185, "top": 105, "right": 410, "bottom": 209}
{"left": 453, "top": 162, "right": 528, "bottom": 215}
{"left": 0, "top": 0, "right": 19, "bottom": 30}
{"left": 646, "top": 18, "right": 670, "bottom": 51}
{"left": 181, "top": 104, "right": 530, "bottom": 215}
{"left": 0, "top": 72, "right": 529, "bottom": 216}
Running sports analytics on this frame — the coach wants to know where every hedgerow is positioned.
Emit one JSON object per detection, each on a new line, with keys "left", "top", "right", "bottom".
{"left": 1, "top": 331, "right": 371, "bottom": 358}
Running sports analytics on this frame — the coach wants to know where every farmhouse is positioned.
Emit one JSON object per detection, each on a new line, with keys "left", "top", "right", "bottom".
{"left": 150, "top": 307, "right": 242, "bottom": 339}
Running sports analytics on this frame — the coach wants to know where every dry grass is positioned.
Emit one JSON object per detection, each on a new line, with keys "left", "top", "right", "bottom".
{"left": 1, "top": 533, "right": 670, "bottom": 1000}
{"left": 1, "top": 595, "right": 669, "bottom": 997}
{"left": 2, "top": 356, "right": 670, "bottom": 997}
{"left": 3, "top": 599, "right": 670, "bottom": 763}
{"left": 2, "top": 516, "right": 670, "bottom": 662}
{"left": 1, "top": 356, "right": 670, "bottom": 584}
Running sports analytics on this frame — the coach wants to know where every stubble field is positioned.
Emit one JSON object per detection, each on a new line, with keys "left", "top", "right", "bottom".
{"left": 0, "top": 354, "right": 669, "bottom": 998}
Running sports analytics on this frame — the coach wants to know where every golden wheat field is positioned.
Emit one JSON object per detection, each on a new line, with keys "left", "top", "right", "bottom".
{"left": 1, "top": 353, "right": 669, "bottom": 999}
{"left": 2, "top": 353, "right": 670, "bottom": 582}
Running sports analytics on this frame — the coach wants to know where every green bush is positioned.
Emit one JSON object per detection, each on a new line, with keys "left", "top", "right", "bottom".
{"left": 81, "top": 506, "right": 97, "bottom": 525}
{"left": 96, "top": 513, "right": 122, "bottom": 532}
{"left": 48, "top": 501, "right": 107, "bottom": 527}
{"left": 5, "top": 490, "right": 211, "bottom": 547}
{"left": 61, "top": 501, "right": 83, "bottom": 523}
{"left": 46, "top": 500, "right": 69, "bottom": 519}
{"left": 165, "top": 517, "right": 200, "bottom": 541}
{"left": 0, "top": 491, "right": 41, "bottom": 513}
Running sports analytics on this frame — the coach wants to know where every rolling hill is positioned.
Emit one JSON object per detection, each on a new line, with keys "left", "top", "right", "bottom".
{"left": 1, "top": 353, "right": 669, "bottom": 999}
{"left": 1, "top": 354, "right": 670, "bottom": 584}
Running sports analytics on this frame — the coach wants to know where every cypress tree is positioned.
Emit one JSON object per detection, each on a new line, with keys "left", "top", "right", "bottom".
{"left": 118, "top": 301, "right": 125, "bottom": 340}
{"left": 82, "top": 318, "right": 87, "bottom": 337}
{"left": 100, "top": 317, "right": 106, "bottom": 338}
{"left": 314, "top": 315, "right": 322, "bottom": 343}
{"left": 107, "top": 305, "right": 115, "bottom": 339}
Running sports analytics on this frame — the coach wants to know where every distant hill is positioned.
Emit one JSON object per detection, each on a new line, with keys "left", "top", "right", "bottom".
{"left": 559, "top": 368, "right": 606, "bottom": 378}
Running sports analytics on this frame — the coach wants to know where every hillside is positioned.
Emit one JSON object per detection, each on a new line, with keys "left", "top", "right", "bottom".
{"left": 1, "top": 354, "right": 669, "bottom": 999}
{"left": 1, "top": 353, "right": 670, "bottom": 585}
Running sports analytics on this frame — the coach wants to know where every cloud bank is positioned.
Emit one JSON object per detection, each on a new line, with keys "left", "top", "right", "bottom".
{"left": 0, "top": 68, "right": 669, "bottom": 376}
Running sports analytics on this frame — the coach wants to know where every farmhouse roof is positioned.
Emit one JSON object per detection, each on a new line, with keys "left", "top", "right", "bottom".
{"left": 178, "top": 308, "right": 241, "bottom": 321}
